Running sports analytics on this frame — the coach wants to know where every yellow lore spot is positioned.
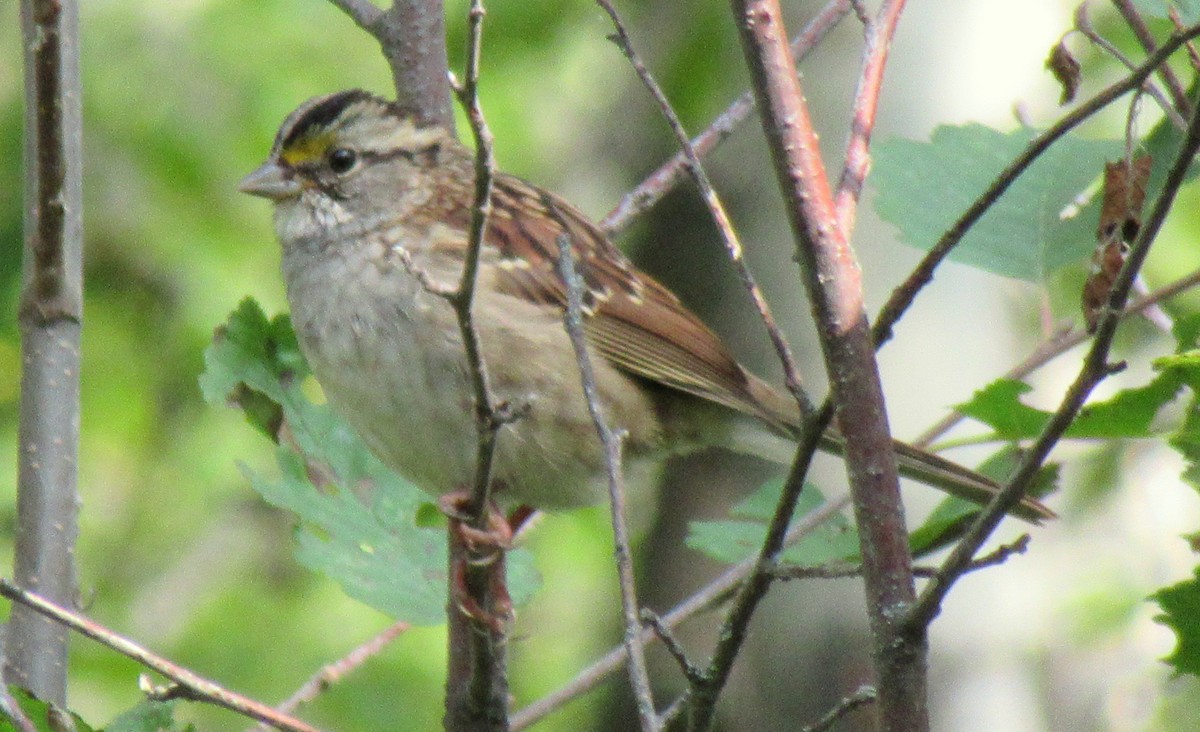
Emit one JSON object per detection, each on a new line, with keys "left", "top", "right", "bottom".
{"left": 281, "top": 132, "right": 333, "bottom": 166}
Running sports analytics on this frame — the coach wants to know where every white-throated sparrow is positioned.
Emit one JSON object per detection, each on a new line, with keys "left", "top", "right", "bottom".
{"left": 240, "top": 90, "right": 1053, "bottom": 522}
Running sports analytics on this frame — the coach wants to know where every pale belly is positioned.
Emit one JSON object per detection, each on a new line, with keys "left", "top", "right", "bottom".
{"left": 283, "top": 248, "right": 669, "bottom": 510}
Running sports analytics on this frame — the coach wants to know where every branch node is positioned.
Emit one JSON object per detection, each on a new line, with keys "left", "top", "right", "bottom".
{"left": 641, "top": 610, "right": 707, "bottom": 686}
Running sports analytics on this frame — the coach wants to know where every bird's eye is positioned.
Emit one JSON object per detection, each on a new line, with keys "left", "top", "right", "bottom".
{"left": 328, "top": 147, "right": 357, "bottom": 174}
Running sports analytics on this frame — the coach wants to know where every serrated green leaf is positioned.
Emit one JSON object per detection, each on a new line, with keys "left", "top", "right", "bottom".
{"left": 956, "top": 379, "right": 1052, "bottom": 440}
{"left": 199, "top": 298, "right": 301, "bottom": 407}
{"left": 1170, "top": 390, "right": 1200, "bottom": 487}
{"left": 1070, "top": 370, "right": 1187, "bottom": 438}
{"left": 873, "top": 124, "right": 1123, "bottom": 281}
{"left": 1154, "top": 568, "right": 1200, "bottom": 677}
{"left": 103, "top": 700, "right": 192, "bottom": 732}
{"left": 203, "top": 301, "right": 540, "bottom": 624}
{"left": 686, "top": 480, "right": 859, "bottom": 565}
{"left": 1155, "top": 349, "right": 1200, "bottom": 489}
{"left": 959, "top": 365, "right": 1195, "bottom": 442}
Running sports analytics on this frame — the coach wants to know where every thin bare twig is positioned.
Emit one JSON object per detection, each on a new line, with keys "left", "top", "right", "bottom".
{"left": 252, "top": 622, "right": 409, "bottom": 730}
{"left": 509, "top": 497, "right": 849, "bottom": 730}
{"left": 595, "top": 0, "right": 808, "bottom": 408}
{"left": 454, "top": 0, "right": 500, "bottom": 524}
{"left": 641, "top": 610, "right": 705, "bottom": 686}
{"left": 873, "top": 24, "right": 1200, "bottom": 348}
{"left": 801, "top": 686, "right": 877, "bottom": 732}
{"left": 1112, "top": 0, "right": 1192, "bottom": 115}
{"left": 772, "top": 534, "right": 1030, "bottom": 580}
{"left": 0, "top": 579, "right": 319, "bottom": 732}
{"left": 682, "top": 401, "right": 833, "bottom": 731}
{"left": 907, "top": 87, "right": 1200, "bottom": 634}
{"left": 1168, "top": 7, "right": 1200, "bottom": 70}
{"left": 833, "top": 0, "right": 906, "bottom": 234}
{"left": 0, "top": 685, "right": 37, "bottom": 732}
{"left": 556, "top": 234, "right": 659, "bottom": 731}
{"left": 600, "top": 0, "right": 854, "bottom": 235}
{"left": 1074, "top": 6, "right": 1187, "bottom": 130}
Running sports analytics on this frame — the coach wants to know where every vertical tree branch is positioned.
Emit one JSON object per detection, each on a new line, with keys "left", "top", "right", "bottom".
{"left": 329, "top": 0, "right": 456, "bottom": 130}
{"left": 375, "top": 0, "right": 456, "bottom": 129}
{"left": 8, "top": 0, "right": 84, "bottom": 707}
{"left": 326, "top": 2, "right": 506, "bottom": 728}
{"left": 443, "top": 2, "right": 510, "bottom": 728}
{"left": 729, "top": 1, "right": 926, "bottom": 731}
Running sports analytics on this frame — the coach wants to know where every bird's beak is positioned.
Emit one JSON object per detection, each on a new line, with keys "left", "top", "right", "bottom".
{"left": 239, "top": 161, "right": 301, "bottom": 200}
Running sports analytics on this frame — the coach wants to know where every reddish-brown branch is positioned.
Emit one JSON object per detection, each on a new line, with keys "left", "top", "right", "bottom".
{"left": 834, "top": 0, "right": 906, "bottom": 234}
{"left": 729, "top": 2, "right": 925, "bottom": 731}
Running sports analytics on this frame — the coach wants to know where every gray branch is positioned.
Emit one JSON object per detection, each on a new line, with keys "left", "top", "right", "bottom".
{"left": 7, "top": 0, "right": 84, "bottom": 706}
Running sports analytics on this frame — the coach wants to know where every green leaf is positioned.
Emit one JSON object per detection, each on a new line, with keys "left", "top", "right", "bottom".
{"left": 199, "top": 298, "right": 303, "bottom": 439}
{"left": 1070, "top": 369, "right": 1188, "bottom": 439}
{"left": 199, "top": 297, "right": 304, "bottom": 407}
{"left": 104, "top": 700, "right": 192, "bottom": 732}
{"left": 686, "top": 480, "right": 859, "bottom": 565}
{"left": 1154, "top": 568, "right": 1200, "bottom": 677}
{"left": 873, "top": 124, "right": 1123, "bottom": 281}
{"left": 959, "top": 364, "right": 1197, "bottom": 442}
{"left": 1167, "top": 362, "right": 1200, "bottom": 487}
{"left": 0, "top": 688, "right": 95, "bottom": 732}
{"left": 202, "top": 300, "right": 540, "bottom": 624}
{"left": 956, "top": 379, "right": 1053, "bottom": 440}
{"left": 1152, "top": 350, "right": 1200, "bottom": 490}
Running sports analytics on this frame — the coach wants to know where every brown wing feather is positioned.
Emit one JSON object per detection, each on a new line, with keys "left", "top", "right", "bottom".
{"left": 484, "top": 174, "right": 786, "bottom": 427}
{"left": 445, "top": 171, "right": 1055, "bottom": 522}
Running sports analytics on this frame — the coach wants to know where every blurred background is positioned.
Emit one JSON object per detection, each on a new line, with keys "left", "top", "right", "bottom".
{"left": 3, "top": 0, "right": 1200, "bottom": 729}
